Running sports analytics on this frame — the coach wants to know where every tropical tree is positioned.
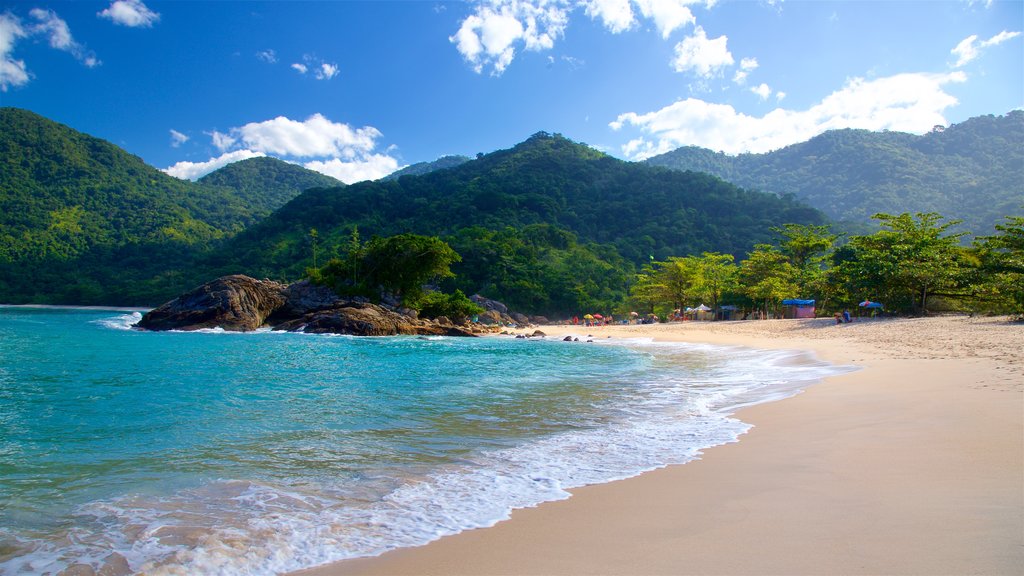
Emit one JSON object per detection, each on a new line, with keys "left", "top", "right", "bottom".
{"left": 693, "top": 252, "right": 739, "bottom": 312}
{"left": 835, "top": 212, "right": 967, "bottom": 314}
{"left": 772, "top": 223, "right": 837, "bottom": 300}
{"left": 974, "top": 215, "right": 1024, "bottom": 314}
{"left": 739, "top": 245, "right": 799, "bottom": 318}
{"left": 361, "top": 234, "right": 461, "bottom": 305}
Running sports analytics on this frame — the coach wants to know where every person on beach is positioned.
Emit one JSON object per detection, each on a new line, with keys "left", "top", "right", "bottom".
{"left": 834, "top": 312, "right": 843, "bottom": 325}
{"left": 843, "top": 309, "right": 852, "bottom": 323}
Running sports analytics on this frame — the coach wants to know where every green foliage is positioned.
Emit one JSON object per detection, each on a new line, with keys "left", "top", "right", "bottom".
{"left": 646, "top": 111, "right": 1024, "bottom": 237}
{"left": 198, "top": 156, "right": 344, "bottom": 215}
{"left": 443, "top": 224, "right": 631, "bottom": 316}
{"left": 211, "top": 132, "right": 824, "bottom": 314}
{"left": 381, "top": 155, "right": 471, "bottom": 181}
{"left": 630, "top": 252, "right": 738, "bottom": 312}
{"left": 974, "top": 216, "right": 1024, "bottom": 314}
{"left": 832, "top": 213, "right": 968, "bottom": 313}
{"left": 739, "top": 245, "right": 799, "bottom": 317}
{"left": 416, "top": 289, "right": 484, "bottom": 321}
{"left": 314, "top": 233, "right": 461, "bottom": 307}
{"left": 0, "top": 107, "right": 273, "bottom": 304}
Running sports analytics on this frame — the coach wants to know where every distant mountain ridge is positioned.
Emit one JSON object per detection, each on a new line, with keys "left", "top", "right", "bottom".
{"left": 645, "top": 111, "right": 1024, "bottom": 235}
{"left": 382, "top": 155, "right": 471, "bottom": 181}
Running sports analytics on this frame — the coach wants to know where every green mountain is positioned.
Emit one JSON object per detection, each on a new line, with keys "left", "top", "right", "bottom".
{"left": 0, "top": 108, "right": 266, "bottom": 304}
{"left": 204, "top": 132, "right": 826, "bottom": 315}
{"left": 645, "top": 111, "right": 1024, "bottom": 236}
{"left": 198, "top": 156, "right": 344, "bottom": 216}
{"left": 382, "top": 155, "right": 471, "bottom": 181}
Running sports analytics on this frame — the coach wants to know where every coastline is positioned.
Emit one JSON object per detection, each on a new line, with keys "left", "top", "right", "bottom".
{"left": 292, "top": 316, "right": 1023, "bottom": 575}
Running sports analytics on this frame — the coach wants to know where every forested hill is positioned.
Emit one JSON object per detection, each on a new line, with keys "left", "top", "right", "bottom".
{"left": 645, "top": 111, "right": 1024, "bottom": 235}
{"left": 0, "top": 108, "right": 266, "bottom": 304}
{"left": 382, "top": 155, "right": 471, "bottom": 181}
{"left": 198, "top": 156, "right": 344, "bottom": 216}
{"left": 203, "top": 132, "right": 826, "bottom": 313}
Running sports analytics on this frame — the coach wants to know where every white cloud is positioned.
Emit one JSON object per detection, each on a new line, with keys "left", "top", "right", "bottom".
{"left": 951, "top": 30, "right": 1021, "bottom": 67}
{"left": 29, "top": 8, "right": 99, "bottom": 67}
{"left": 452, "top": 1, "right": 716, "bottom": 74}
{"left": 775, "top": 91, "right": 786, "bottom": 102}
{"left": 750, "top": 82, "right": 771, "bottom": 100}
{"left": 671, "top": 26, "right": 732, "bottom": 77}
{"left": 584, "top": 0, "right": 634, "bottom": 34}
{"left": 171, "top": 114, "right": 401, "bottom": 184}
{"left": 169, "top": 129, "right": 189, "bottom": 148}
{"left": 0, "top": 13, "right": 28, "bottom": 91}
{"left": 634, "top": 0, "right": 695, "bottom": 39}
{"left": 315, "top": 62, "right": 339, "bottom": 80}
{"left": 163, "top": 150, "right": 266, "bottom": 180}
{"left": 209, "top": 130, "right": 237, "bottom": 152}
{"left": 256, "top": 49, "right": 277, "bottom": 64}
{"left": 732, "top": 56, "right": 758, "bottom": 84}
{"left": 98, "top": 0, "right": 159, "bottom": 28}
{"left": 450, "top": 1, "right": 569, "bottom": 75}
{"left": 304, "top": 154, "right": 401, "bottom": 184}
{"left": 223, "top": 114, "right": 381, "bottom": 158}
{"left": 611, "top": 71, "right": 967, "bottom": 158}
{"left": 291, "top": 62, "right": 308, "bottom": 74}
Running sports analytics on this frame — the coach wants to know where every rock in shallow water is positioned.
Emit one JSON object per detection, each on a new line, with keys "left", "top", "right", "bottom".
{"left": 135, "top": 275, "right": 286, "bottom": 332}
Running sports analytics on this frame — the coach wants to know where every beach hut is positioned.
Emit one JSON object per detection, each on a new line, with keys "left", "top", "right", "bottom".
{"left": 717, "top": 305, "right": 738, "bottom": 321}
{"left": 781, "top": 299, "right": 816, "bottom": 319}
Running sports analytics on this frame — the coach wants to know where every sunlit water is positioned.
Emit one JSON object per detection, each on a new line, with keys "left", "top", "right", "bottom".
{"left": 0, "top": 307, "right": 851, "bottom": 575}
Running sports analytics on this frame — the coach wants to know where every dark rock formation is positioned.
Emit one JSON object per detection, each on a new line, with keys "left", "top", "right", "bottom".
{"left": 137, "top": 275, "right": 484, "bottom": 337}
{"left": 470, "top": 294, "right": 507, "bottom": 314}
{"left": 135, "top": 275, "right": 286, "bottom": 331}
{"left": 273, "top": 302, "right": 417, "bottom": 336}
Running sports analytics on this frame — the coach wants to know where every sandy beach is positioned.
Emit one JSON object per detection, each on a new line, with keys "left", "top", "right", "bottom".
{"left": 293, "top": 315, "right": 1023, "bottom": 576}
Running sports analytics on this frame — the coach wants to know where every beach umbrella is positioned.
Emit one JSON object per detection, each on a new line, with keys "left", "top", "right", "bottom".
{"left": 593, "top": 314, "right": 603, "bottom": 319}
{"left": 630, "top": 311, "right": 639, "bottom": 317}
{"left": 583, "top": 314, "right": 594, "bottom": 320}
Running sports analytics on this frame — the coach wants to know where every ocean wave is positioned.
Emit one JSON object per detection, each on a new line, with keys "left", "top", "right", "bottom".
{"left": 0, "top": 332, "right": 853, "bottom": 576}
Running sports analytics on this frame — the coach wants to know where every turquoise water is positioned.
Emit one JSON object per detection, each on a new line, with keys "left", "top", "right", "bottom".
{"left": 0, "top": 308, "right": 848, "bottom": 575}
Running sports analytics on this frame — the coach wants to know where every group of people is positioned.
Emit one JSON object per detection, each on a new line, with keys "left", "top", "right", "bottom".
{"left": 834, "top": 309, "right": 853, "bottom": 324}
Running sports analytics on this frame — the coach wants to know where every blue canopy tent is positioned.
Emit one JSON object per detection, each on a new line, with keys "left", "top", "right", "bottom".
{"left": 781, "top": 299, "right": 816, "bottom": 318}
{"left": 858, "top": 300, "right": 884, "bottom": 309}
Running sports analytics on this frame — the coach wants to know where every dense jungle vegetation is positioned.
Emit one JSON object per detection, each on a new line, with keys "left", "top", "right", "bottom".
{"left": 645, "top": 111, "right": 1023, "bottom": 237}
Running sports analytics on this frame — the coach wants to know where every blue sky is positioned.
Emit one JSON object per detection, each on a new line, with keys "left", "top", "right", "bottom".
{"left": 1, "top": 1, "right": 1021, "bottom": 183}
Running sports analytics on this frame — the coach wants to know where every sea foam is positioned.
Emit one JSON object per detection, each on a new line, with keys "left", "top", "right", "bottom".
{"left": 0, "top": 313, "right": 853, "bottom": 576}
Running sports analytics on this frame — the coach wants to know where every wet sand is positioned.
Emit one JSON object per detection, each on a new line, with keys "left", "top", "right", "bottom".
{"left": 292, "top": 316, "right": 1023, "bottom": 575}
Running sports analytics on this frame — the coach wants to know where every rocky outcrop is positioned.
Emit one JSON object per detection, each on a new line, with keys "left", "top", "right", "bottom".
{"left": 273, "top": 302, "right": 417, "bottom": 336}
{"left": 135, "top": 275, "right": 287, "bottom": 331}
{"left": 136, "top": 275, "right": 489, "bottom": 337}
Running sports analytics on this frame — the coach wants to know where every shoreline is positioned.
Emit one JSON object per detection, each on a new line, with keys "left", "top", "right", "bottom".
{"left": 292, "top": 316, "right": 1023, "bottom": 575}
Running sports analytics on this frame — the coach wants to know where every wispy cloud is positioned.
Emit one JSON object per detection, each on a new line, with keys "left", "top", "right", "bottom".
{"left": 30, "top": 8, "right": 99, "bottom": 67}
{"left": 256, "top": 49, "right": 277, "bottom": 64}
{"left": 951, "top": 30, "right": 1021, "bottom": 67}
{"left": 0, "top": 13, "right": 29, "bottom": 91}
{"left": 98, "top": 0, "right": 160, "bottom": 28}
{"left": 290, "top": 55, "right": 339, "bottom": 80}
{"left": 169, "top": 129, "right": 189, "bottom": 148}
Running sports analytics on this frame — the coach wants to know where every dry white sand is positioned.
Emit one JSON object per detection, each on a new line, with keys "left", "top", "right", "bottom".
{"left": 292, "top": 316, "right": 1024, "bottom": 576}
